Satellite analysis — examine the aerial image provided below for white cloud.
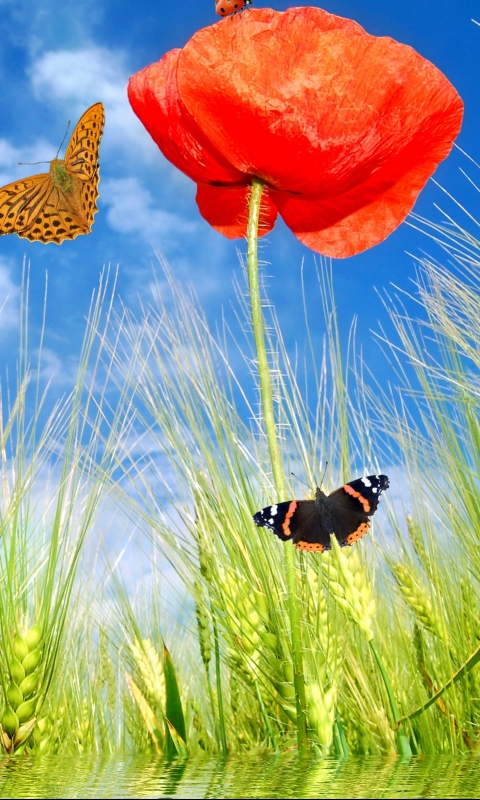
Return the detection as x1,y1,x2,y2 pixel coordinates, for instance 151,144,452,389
34,346,80,387
30,46,160,160
0,260,20,335
0,136,57,186
102,177,197,240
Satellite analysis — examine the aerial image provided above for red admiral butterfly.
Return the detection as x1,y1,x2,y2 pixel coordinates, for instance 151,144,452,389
253,475,389,552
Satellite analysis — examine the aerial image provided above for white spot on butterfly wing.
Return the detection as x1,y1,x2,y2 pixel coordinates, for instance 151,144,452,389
270,505,278,516
372,487,378,493
361,477,372,487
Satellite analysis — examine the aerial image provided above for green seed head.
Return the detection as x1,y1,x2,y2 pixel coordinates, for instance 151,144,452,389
25,625,42,652
281,704,297,723
248,609,261,628
16,696,37,724
275,681,295,700
38,738,50,754
35,694,45,717
130,639,165,708
2,706,19,737
22,648,42,675
317,720,334,748
6,682,23,710
241,634,257,655
13,719,36,748
253,591,269,624
306,682,335,749
11,659,26,685
37,718,48,736
226,646,243,665
194,589,212,668
324,538,375,640
269,657,285,678
13,635,28,662
260,631,278,651
19,672,40,698
0,727,12,751
391,562,441,637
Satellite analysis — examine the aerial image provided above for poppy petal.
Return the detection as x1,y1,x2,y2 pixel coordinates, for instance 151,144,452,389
130,6,462,255
178,8,461,195
271,103,463,257
176,6,462,254
128,50,245,185
196,183,277,239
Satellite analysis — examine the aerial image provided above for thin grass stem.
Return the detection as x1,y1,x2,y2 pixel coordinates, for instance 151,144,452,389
369,638,412,757
254,679,279,751
213,619,227,755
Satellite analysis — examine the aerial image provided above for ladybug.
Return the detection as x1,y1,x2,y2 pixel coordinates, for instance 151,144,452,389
216,0,252,17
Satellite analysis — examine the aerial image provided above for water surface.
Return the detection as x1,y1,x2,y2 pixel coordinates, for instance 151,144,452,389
1,753,480,798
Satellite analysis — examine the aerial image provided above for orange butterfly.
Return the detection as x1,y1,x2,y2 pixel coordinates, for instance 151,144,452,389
0,103,105,244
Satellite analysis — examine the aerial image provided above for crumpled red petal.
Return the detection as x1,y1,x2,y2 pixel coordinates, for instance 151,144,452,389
176,6,463,256
128,50,244,185
196,184,278,239
129,6,463,257
271,103,463,257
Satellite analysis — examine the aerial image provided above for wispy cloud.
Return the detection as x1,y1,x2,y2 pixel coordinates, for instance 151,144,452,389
0,136,57,185
34,345,80,387
30,46,160,160
102,177,197,240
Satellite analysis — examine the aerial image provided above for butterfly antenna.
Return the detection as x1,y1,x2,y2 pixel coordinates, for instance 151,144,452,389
18,119,71,165
291,461,328,491
290,473,312,490
56,120,71,158
319,461,329,489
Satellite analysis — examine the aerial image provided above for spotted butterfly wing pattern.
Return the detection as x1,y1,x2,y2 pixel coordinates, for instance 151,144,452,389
0,176,52,239
0,102,105,244
253,474,389,552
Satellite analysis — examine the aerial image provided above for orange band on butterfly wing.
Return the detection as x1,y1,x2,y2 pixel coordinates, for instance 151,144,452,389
281,501,298,536
345,521,370,544
342,484,371,513
294,541,327,552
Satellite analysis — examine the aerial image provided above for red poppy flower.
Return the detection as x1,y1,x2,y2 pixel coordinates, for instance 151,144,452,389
128,6,463,258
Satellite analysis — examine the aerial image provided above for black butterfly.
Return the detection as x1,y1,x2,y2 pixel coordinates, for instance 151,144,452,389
253,475,389,552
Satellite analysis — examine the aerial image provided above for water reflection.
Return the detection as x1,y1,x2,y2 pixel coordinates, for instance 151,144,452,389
1,753,480,798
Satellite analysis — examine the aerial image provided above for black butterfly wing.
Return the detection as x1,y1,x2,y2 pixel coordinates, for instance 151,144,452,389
289,502,332,552
328,474,389,546
253,501,297,541
253,499,332,552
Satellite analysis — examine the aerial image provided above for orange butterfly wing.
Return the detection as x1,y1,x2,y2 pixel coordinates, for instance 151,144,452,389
0,174,53,238
64,102,105,228
0,102,105,244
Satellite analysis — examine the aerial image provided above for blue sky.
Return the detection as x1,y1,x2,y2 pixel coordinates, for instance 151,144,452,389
0,0,478,395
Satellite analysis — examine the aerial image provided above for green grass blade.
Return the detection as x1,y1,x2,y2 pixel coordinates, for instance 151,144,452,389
399,642,480,724
164,645,187,744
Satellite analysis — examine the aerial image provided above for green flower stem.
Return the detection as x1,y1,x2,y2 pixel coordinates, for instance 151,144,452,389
369,639,412,758
247,178,308,754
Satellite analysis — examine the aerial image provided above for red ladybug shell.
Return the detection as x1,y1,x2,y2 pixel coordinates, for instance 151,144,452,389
216,0,250,17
